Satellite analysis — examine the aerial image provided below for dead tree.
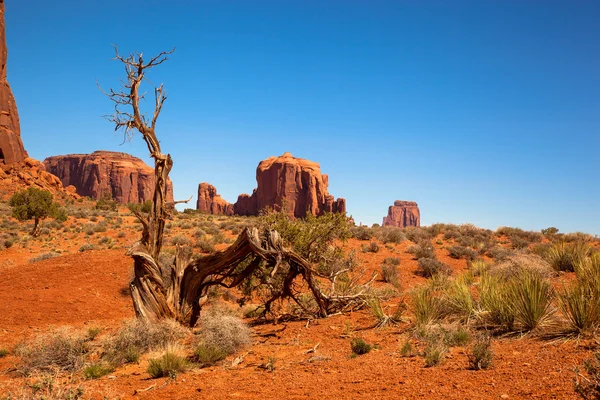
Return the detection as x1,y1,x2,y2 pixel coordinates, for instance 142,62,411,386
102,47,370,327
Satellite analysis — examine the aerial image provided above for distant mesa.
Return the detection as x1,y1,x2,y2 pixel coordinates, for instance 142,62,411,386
197,152,346,218
382,200,420,228
0,1,28,166
43,151,174,204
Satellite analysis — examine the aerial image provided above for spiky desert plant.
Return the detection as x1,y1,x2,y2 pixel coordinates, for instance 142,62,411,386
412,287,443,328
366,296,405,328
508,270,555,331
478,273,515,330
558,282,599,333
443,274,475,322
545,241,592,272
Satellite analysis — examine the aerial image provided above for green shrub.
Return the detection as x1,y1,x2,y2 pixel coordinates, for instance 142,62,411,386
478,273,515,330
194,342,229,366
424,340,447,367
443,276,475,321
361,241,379,253
0,348,8,357
545,242,592,272
195,237,216,253
412,287,443,327
375,227,406,244
407,241,435,260
417,257,451,278
83,362,113,379
467,333,493,370
446,245,477,261
350,338,372,355
508,270,555,331
366,296,404,328
350,225,373,241
381,265,400,288
10,187,64,236
147,349,188,379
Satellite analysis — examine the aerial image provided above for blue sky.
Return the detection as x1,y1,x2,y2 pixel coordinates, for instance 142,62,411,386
5,1,600,234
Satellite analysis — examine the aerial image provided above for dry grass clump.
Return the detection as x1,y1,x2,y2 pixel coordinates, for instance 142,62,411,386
442,274,475,322
467,332,494,370
147,345,189,379
195,309,251,366
381,264,400,288
366,296,405,328
103,319,189,367
407,240,435,260
374,227,406,244
417,257,451,278
15,328,89,374
574,351,600,399
412,287,444,328
29,252,60,263
489,253,555,280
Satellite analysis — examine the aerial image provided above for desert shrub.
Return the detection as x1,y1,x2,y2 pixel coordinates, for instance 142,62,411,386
350,225,373,241
496,227,542,246
10,187,65,236
399,340,414,357
83,362,113,379
417,257,451,278
361,241,379,253
29,252,60,263
211,231,226,244
574,352,600,399
95,193,117,211
103,319,188,367
541,227,560,237
490,253,554,280
195,236,216,253
423,338,447,367
468,259,489,276
446,245,477,260
0,348,9,357
350,338,372,355
171,234,192,246
78,243,98,252
486,246,514,262
545,242,592,272
383,257,400,266
412,287,443,327
16,329,89,373
381,265,400,288
147,348,188,379
404,227,433,243
443,326,471,346
467,333,493,370
375,227,406,244
197,310,250,360
407,240,435,260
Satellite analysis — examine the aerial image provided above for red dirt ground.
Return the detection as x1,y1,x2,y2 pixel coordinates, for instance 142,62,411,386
0,211,597,399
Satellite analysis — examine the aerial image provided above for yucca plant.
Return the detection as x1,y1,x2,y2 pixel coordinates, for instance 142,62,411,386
443,274,475,322
558,282,599,333
478,273,515,330
545,241,592,272
412,287,443,328
366,296,405,328
508,270,555,331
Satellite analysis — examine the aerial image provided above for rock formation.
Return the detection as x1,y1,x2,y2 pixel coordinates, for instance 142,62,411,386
196,182,233,215
382,200,420,228
197,152,346,218
43,151,173,204
0,1,27,165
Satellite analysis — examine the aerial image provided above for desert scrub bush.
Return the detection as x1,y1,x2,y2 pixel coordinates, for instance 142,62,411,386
485,246,514,262
78,243,98,252
15,328,89,373
0,348,9,357
361,241,379,253
147,347,189,379
496,226,542,247
350,225,373,241
195,236,216,253
383,256,401,266
478,273,515,330
446,245,477,261
195,309,250,365
404,227,433,243
29,252,60,263
407,240,435,260
574,351,600,399
417,257,451,278
381,264,400,288
490,253,554,280
545,241,592,272
412,287,444,328
375,227,406,244
467,333,493,370
350,338,372,355
83,362,113,379
103,319,188,367
423,338,447,367
211,231,226,244
468,259,489,276
171,234,192,246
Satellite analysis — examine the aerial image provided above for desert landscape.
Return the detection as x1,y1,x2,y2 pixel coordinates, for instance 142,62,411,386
1,1,599,399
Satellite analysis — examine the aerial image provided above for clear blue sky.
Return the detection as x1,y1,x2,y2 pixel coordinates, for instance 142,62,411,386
5,1,599,234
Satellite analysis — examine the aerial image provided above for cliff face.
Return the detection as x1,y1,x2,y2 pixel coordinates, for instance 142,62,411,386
198,152,346,218
0,1,28,165
382,200,420,228
43,151,173,203
196,182,233,215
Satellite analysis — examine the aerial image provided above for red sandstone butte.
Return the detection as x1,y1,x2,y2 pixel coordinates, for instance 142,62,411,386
0,1,27,165
382,200,420,228
198,152,346,218
196,182,233,215
43,151,173,204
